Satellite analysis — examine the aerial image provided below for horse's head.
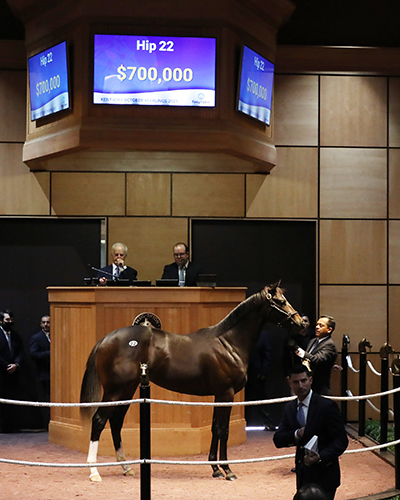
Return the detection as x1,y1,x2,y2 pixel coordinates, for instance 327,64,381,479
262,281,305,332
358,337,372,353
380,342,394,359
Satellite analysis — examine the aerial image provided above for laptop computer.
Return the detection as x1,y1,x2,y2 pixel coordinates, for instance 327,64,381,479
84,278,152,286
130,280,152,287
155,279,179,287
196,274,217,287
84,277,100,286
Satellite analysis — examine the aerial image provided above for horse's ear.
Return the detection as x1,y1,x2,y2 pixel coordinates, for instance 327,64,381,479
268,280,281,292
264,280,280,297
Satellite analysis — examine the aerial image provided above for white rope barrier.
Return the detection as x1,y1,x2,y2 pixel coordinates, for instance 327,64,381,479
346,389,380,413
346,390,395,418
0,398,141,408
329,385,400,401
367,398,382,414
0,396,297,408
148,438,400,464
1,386,399,470
146,396,297,406
365,398,394,417
1,438,399,469
0,454,294,468
2,385,400,409
367,360,381,377
347,354,359,373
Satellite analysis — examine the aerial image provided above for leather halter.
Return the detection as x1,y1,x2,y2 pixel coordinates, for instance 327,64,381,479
264,288,300,328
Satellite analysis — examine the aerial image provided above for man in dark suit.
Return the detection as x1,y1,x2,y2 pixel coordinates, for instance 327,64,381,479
0,310,24,432
294,316,337,395
273,365,348,500
283,315,314,377
30,315,51,427
98,242,138,284
161,242,203,286
246,327,276,430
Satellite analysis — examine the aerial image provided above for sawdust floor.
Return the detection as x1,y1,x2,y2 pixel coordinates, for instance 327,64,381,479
0,429,396,500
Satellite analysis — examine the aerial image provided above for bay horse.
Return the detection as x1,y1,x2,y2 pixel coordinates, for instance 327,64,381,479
80,282,305,481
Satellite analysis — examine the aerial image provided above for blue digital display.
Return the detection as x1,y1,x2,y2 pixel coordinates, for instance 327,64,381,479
237,45,274,125
28,41,70,121
93,34,216,107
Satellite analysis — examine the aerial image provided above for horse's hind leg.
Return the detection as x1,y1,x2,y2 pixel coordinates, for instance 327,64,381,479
110,404,134,476
87,406,115,481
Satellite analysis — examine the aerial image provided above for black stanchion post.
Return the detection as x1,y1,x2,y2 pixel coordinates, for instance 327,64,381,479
391,355,400,489
380,343,393,450
341,334,350,423
358,338,371,437
140,363,151,500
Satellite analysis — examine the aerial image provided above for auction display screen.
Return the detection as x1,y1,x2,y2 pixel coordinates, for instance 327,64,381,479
28,41,70,121
93,34,216,107
237,45,274,125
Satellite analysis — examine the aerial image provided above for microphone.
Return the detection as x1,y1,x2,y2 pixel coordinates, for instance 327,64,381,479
87,263,115,279
116,262,126,277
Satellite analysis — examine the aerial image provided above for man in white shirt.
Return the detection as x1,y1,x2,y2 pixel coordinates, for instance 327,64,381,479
161,242,203,286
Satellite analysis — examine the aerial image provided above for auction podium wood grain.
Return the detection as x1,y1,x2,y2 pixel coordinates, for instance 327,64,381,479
47,286,247,456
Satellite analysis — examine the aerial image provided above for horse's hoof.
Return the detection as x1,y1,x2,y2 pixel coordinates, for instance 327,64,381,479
123,468,135,476
225,472,237,481
89,474,102,482
212,469,224,478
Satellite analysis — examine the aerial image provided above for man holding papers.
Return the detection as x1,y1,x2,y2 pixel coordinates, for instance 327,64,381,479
273,365,348,500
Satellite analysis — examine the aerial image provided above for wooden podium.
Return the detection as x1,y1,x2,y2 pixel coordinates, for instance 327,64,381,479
47,286,247,456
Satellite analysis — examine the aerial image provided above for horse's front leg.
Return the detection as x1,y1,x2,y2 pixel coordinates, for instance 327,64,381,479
110,404,134,476
208,406,236,480
217,406,236,481
208,408,224,478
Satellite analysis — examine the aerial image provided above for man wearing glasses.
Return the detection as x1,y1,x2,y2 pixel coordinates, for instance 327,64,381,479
161,242,203,286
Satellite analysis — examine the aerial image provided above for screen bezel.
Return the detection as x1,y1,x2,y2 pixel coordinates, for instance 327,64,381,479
92,33,217,108
236,44,274,126
28,40,71,121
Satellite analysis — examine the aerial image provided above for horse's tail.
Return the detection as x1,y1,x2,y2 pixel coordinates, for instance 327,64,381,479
80,339,103,424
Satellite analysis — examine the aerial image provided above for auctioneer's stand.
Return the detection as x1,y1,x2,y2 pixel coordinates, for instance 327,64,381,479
48,286,247,455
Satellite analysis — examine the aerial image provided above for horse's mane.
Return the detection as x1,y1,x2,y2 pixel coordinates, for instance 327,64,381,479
198,288,267,339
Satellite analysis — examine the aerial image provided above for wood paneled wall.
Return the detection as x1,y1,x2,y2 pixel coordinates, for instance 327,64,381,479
2,42,400,418
273,49,400,419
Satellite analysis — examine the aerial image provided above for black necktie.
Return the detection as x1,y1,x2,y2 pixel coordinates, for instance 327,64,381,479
4,332,12,356
308,339,319,353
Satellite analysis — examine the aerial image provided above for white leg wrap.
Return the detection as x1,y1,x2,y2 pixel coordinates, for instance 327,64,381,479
87,440,101,480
